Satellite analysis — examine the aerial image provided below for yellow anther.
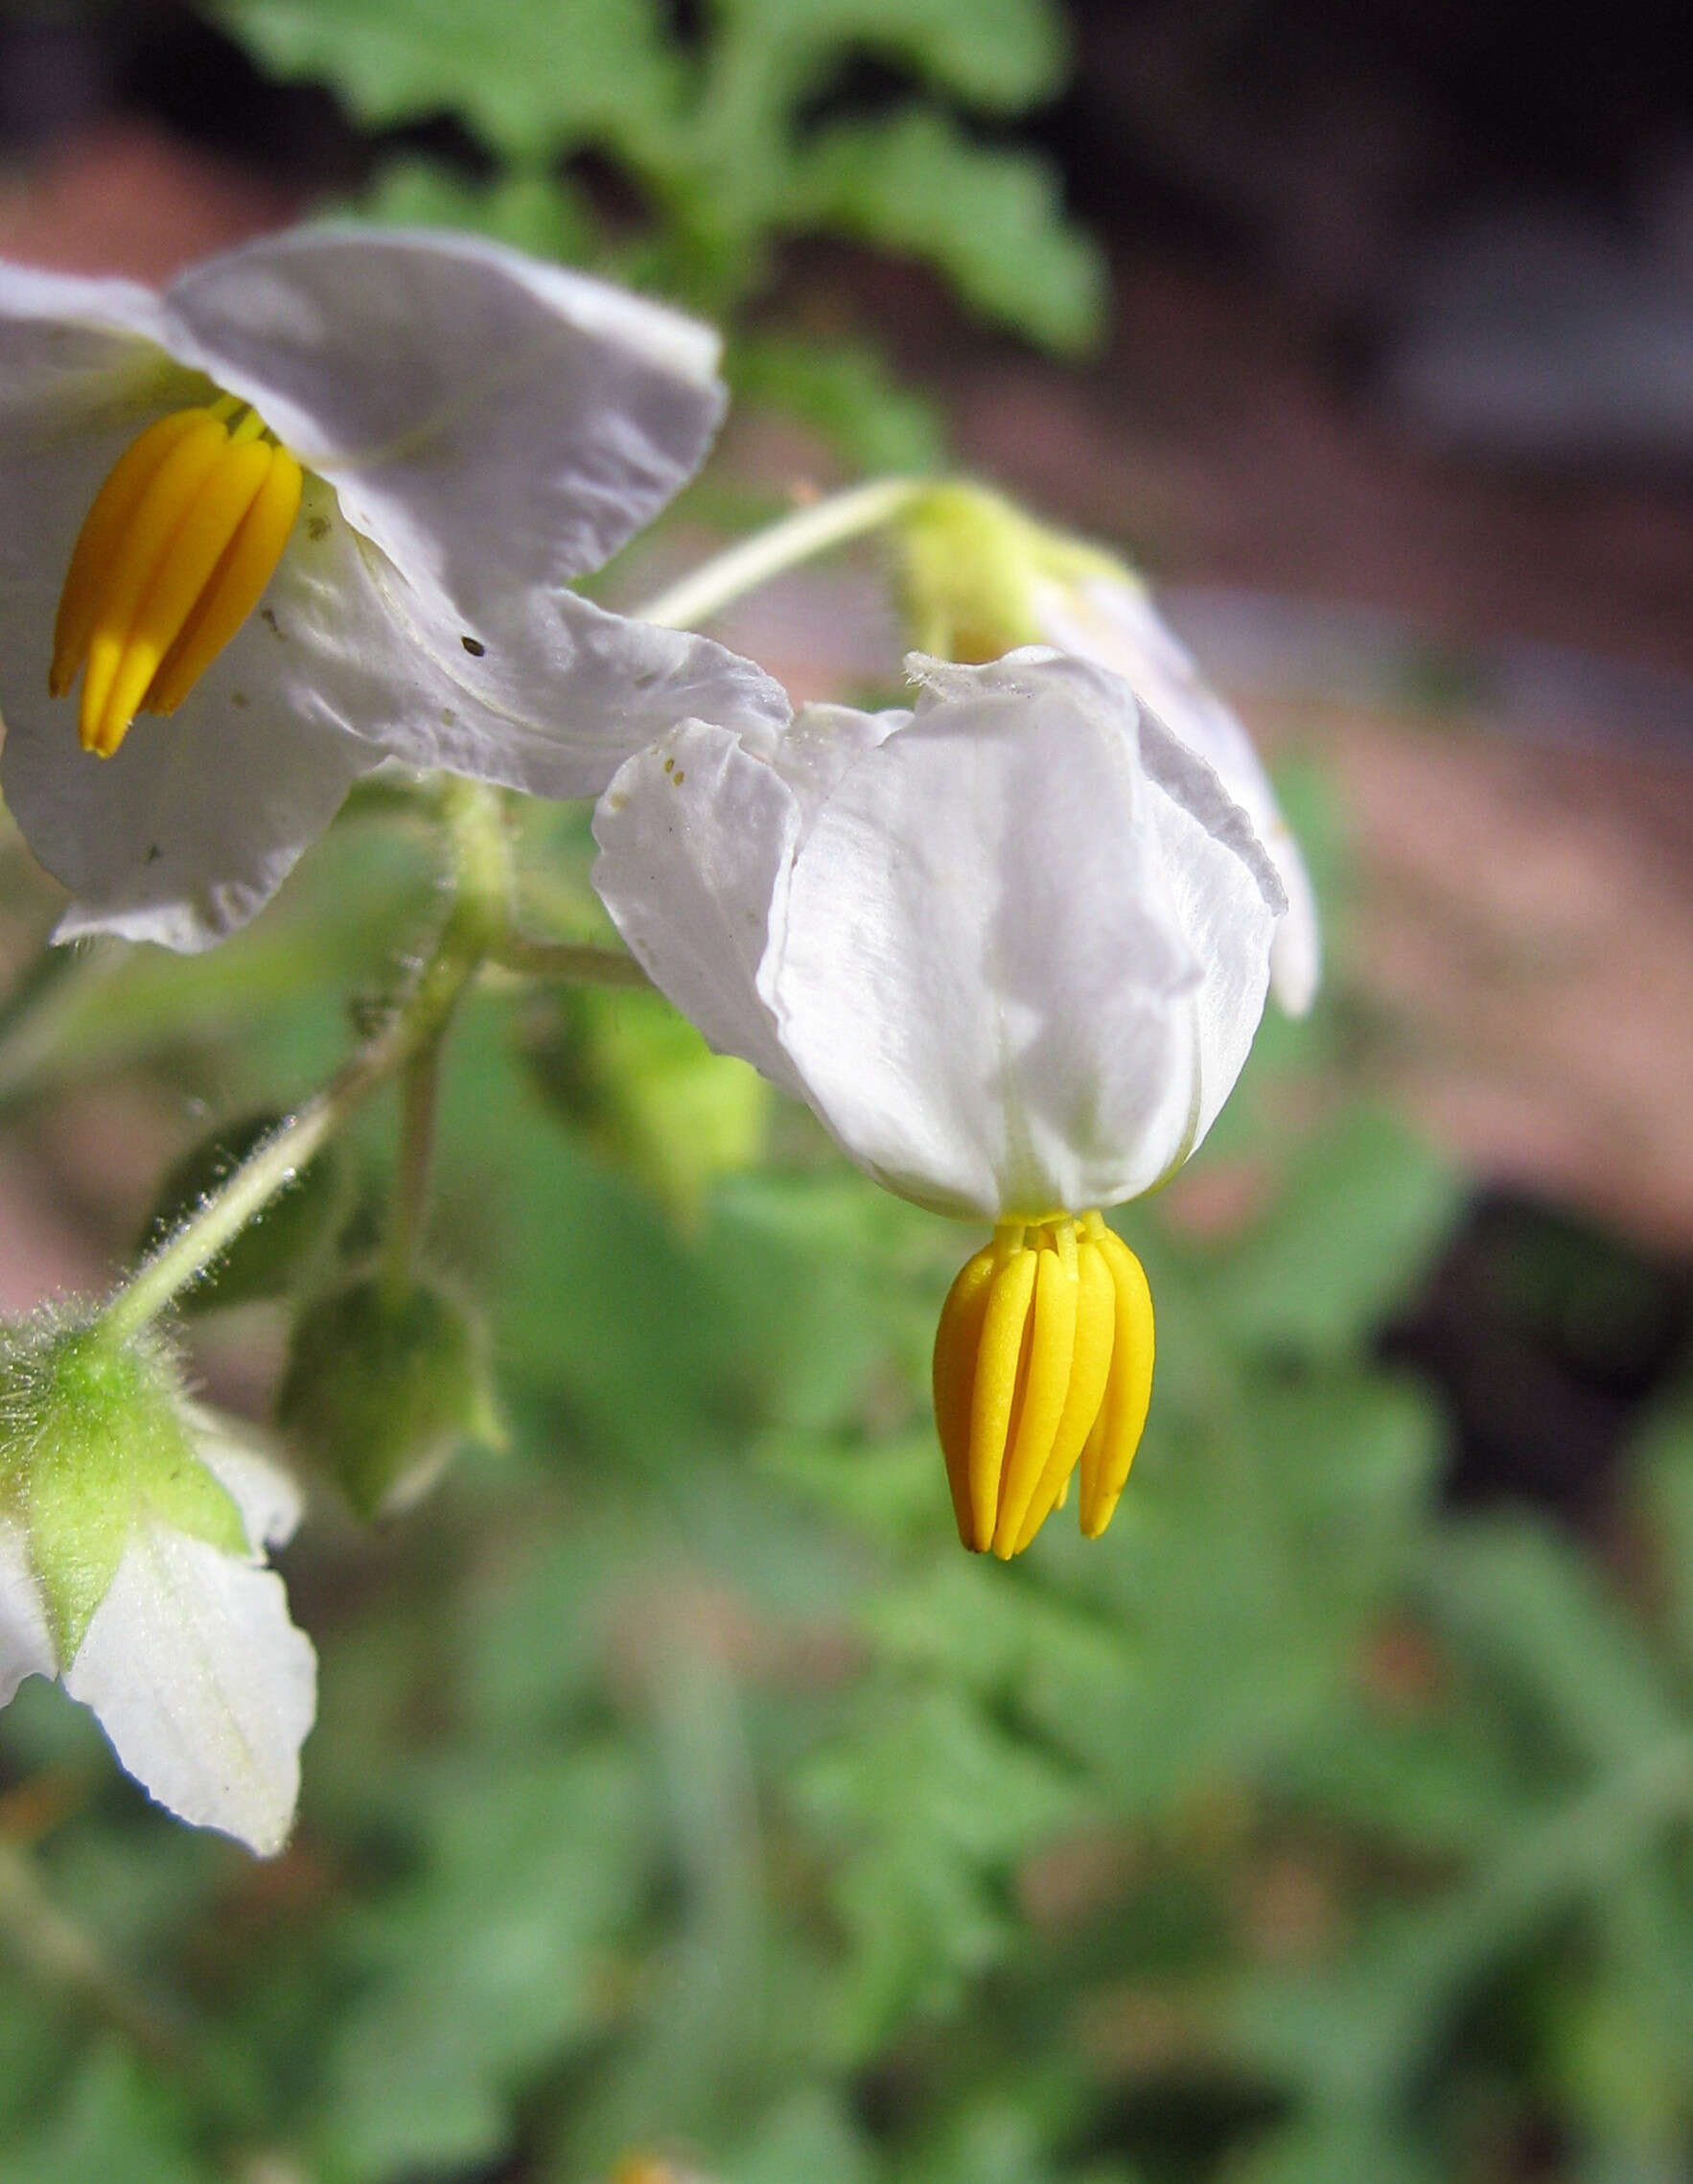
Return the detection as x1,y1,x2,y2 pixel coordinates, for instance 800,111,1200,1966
50,399,302,756
931,1212,1154,1556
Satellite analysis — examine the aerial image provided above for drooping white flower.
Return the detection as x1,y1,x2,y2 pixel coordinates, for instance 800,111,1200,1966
0,227,787,950
0,1319,313,1855
894,480,1320,1016
593,647,1287,1554
1032,569,1321,1017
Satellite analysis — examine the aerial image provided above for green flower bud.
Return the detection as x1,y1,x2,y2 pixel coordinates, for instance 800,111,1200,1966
523,986,767,1226
892,480,1123,664
276,1276,502,1520
0,1314,244,1659
137,1113,344,1313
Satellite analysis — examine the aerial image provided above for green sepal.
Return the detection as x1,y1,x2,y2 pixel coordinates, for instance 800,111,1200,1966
277,1276,502,1520
0,1321,245,1661
892,479,1126,663
137,1112,344,1313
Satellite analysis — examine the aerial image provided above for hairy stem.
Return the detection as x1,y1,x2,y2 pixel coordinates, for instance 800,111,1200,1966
635,476,924,632
100,783,511,1343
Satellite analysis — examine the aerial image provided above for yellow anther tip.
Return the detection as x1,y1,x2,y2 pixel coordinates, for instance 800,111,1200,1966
931,1214,1153,1556
50,399,300,753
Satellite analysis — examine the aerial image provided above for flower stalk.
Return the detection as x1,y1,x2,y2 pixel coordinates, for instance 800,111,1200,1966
99,781,512,1344
635,477,924,631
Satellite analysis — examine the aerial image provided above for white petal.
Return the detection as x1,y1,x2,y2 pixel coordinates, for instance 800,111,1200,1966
160,227,727,620
179,1406,303,1552
2,464,782,945
0,264,176,425
773,666,1231,1218
64,1519,315,1856
0,1515,56,1706
285,496,792,800
1035,577,1322,1013
594,721,806,1098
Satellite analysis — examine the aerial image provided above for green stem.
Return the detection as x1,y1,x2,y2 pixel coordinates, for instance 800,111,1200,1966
99,783,512,1344
383,1031,444,1304
491,934,651,987
635,476,925,631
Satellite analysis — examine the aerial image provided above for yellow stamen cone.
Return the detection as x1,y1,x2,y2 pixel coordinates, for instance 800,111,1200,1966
52,399,303,755
932,1243,999,1547
1078,1222,1155,1538
75,413,231,749
50,408,204,697
1010,1233,1117,1551
91,435,275,755
966,1239,1037,1551
991,1228,1078,1558
143,446,302,715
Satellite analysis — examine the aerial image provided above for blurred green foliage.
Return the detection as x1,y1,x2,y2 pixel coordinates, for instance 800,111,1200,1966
2,768,1690,2184
211,0,1106,372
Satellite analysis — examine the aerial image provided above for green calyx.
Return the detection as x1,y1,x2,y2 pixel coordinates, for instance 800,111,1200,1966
893,480,1127,663
277,1275,502,1520
0,1317,246,1661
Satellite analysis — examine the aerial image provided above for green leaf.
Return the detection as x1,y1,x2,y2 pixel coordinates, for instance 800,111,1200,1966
732,333,948,474
796,1683,1079,2056
1202,1108,1462,1363
797,110,1105,354
356,155,601,265
712,0,1066,113
1419,1519,1684,1777
724,2092,878,2184
316,1748,652,2180
0,2045,198,2184
1635,1383,1693,1683
1226,2116,1440,2184
217,0,684,161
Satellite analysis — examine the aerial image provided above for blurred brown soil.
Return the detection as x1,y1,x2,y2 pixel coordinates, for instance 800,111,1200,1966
2,124,1691,1295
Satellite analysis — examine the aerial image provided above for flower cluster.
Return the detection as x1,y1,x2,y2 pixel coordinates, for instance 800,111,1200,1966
0,227,1315,1849
0,227,784,948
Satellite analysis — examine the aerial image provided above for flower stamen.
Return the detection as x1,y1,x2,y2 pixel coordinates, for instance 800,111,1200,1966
932,1210,1154,1555
50,401,303,756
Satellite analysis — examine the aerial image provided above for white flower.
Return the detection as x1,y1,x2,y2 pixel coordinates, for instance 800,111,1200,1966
895,482,1319,1018
0,1376,314,1858
0,227,786,950
593,647,1287,1554
1032,569,1322,1017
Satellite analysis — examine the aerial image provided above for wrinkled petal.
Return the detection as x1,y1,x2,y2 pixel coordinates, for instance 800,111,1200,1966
271,484,789,800
0,239,788,946
1035,576,1321,1013
160,227,726,621
0,1516,56,1706
595,720,807,1099
1,452,782,944
769,662,1263,1217
64,1518,315,1856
